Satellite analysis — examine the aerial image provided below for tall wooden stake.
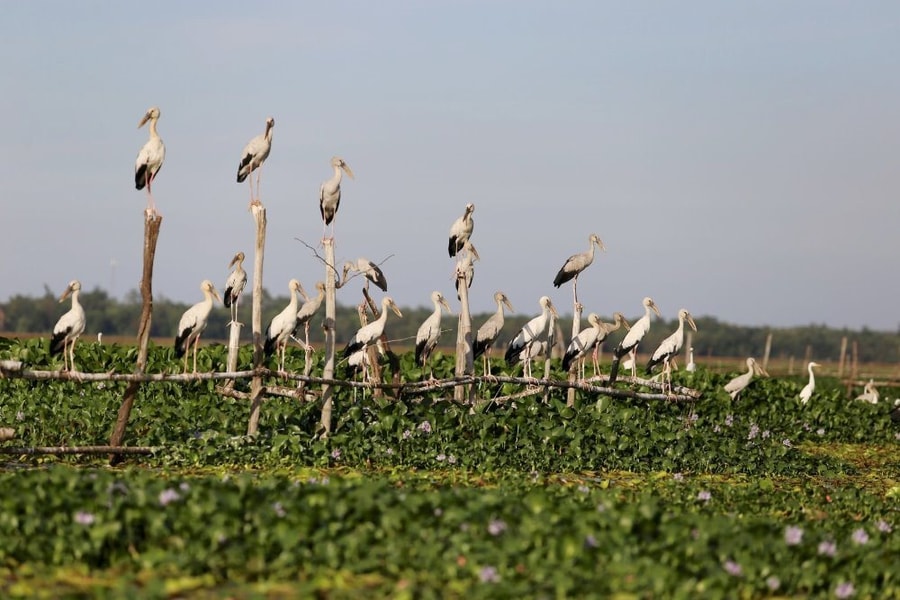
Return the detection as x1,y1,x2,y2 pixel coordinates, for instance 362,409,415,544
246,206,267,436
225,321,242,388
454,269,474,404
320,238,337,437
108,213,161,465
762,332,773,372
566,303,582,407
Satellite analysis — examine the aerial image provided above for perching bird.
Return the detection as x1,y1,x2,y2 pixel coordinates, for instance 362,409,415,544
646,309,698,388
473,292,514,376
455,242,480,300
293,281,326,352
799,361,821,404
319,156,354,240
50,280,86,372
343,296,403,358
342,258,387,292
686,347,697,372
724,357,767,401
414,291,453,378
855,379,880,404
448,203,475,257
562,313,605,376
609,297,661,385
174,280,220,373
553,233,605,306
223,251,247,325
236,116,275,206
505,295,558,378
264,279,308,372
134,106,165,217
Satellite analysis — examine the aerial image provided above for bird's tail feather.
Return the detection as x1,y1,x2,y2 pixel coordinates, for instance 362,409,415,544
49,331,67,355
608,356,621,385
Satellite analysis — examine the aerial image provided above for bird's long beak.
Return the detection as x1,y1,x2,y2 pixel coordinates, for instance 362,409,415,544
687,315,697,332
755,363,769,377
138,112,151,128
298,283,310,302
596,238,606,252
441,298,453,315
468,244,480,261
391,302,403,318
621,317,631,331
342,163,354,180
503,298,514,313
651,303,662,318
549,302,559,318
229,253,242,268
59,286,72,303
212,288,221,303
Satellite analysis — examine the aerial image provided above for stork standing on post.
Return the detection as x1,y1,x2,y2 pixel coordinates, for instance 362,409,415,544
505,296,558,378
609,297,661,385
562,312,630,380
455,242,480,300
293,281,326,352
343,296,403,358
134,107,165,218
473,292,514,376
236,116,274,207
263,279,308,372
342,258,387,292
223,251,247,325
319,156,354,241
553,233,605,306
646,308,698,391
414,291,453,379
448,203,475,258
174,280,220,374
50,280,86,372
724,357,767,400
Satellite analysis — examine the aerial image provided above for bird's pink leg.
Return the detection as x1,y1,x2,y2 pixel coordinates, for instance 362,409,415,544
193,336,200,373
572,276,578,308
629,348,637,378
70,338,77,372
591,347,600,378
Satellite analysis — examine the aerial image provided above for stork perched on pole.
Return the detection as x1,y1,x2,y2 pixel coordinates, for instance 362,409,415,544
344,296,403,358
505,295,558,378
342,258,387,292
646,308,698,391
174,280,220,373
236,116,274,207
562,311,630,380
293,281,326,352
415,291,453,379
319,156,354,241
223,251,247,325
724,357,767,400
264,279,308,372
448,203,475,258
609,297,661,385
799,361,820,404
473,291,514,376
134,106,165,218
553,233,604,306
50,280,86,372
455,242,480,300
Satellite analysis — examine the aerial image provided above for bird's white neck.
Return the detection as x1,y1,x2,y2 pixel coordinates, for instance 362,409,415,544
807,365,816,382
148,117,160,139
71,289,81,308
331,165,343,184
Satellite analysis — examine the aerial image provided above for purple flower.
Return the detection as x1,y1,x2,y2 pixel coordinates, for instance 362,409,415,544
331,448,341,459
817,540,837,557
577,485,589,494
762,429,771,439
15,411,25,422
487,519,507,536
723,560,742,577
159,488,180,506
748,424,760,440
725,414,734,427
447,454,457,465
876,520,892,533
817,428,825,436
418,420,432,434
784,525,803,546
584,534,598,548
781,438,791,447
479,566,500,583
436,453,446,462
402,429,412,440
835,581,855,599
851,528,869,545
179,482,190,492
673,473,684,481
74,511,95,526
766,576,780,591
385,448,394,456
697,490,711,502
690,413,699,422
272,502,286,518
713,424,722,433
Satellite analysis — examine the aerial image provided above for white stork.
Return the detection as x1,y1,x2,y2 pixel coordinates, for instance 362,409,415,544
646,308,698,389
223,251,247,325
455,242,480,300
342,258,387,292
263,279,308,372
473,291,514,376
799,361,820,404
319,156,354,240
724,357,767,400
562,311,630,379
855,379,879,404
553,233,605,306
343,296,403,358
448,203,475,258
608,297,661,385
134,106,165,218
50,280,86,371
505,295,558,378
236,116,275,207
174,280,220,374
293,281,326,352
414,291,453,379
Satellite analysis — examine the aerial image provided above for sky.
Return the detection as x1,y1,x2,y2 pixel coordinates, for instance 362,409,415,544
2,1,899,331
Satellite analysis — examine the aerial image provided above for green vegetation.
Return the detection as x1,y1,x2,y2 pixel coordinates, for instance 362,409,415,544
0,338,898,598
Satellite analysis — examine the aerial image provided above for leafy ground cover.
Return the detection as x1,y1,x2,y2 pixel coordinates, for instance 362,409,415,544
1,339,898,598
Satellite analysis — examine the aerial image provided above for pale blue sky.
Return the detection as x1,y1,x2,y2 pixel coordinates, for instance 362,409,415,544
2,2,899,330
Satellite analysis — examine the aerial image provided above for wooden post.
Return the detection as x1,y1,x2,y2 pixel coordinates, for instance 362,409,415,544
838,336,848,378
108,213,161,465
762,332,773,372
320,238,337,437
566,303,582,407
247,206,267,436
543,312,556,403
225,321,242,388
454,268,474,404
684,331,693,367
851,340,859,383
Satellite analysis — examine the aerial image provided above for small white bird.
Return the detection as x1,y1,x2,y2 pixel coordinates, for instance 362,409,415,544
223,251,247,325
342,258,387,292
319,156,354,240
344,296,403,358
174,280,220,373
799,361,821,404
646,308,698,390
854,379,880,404
609,297,661,384
448,203,475,257
724,357,767,400
50,280,86,372
236,116,275,207
473,292,514,376
686,347,697,372
414,291,453,379
553,233,605,306
505,296,558,378
134,106,165,217
264,279,308,372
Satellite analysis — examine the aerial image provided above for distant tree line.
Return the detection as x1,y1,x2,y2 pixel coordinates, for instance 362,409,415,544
1,285,898,363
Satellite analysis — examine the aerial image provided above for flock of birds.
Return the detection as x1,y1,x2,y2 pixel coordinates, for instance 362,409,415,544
43,106,886,406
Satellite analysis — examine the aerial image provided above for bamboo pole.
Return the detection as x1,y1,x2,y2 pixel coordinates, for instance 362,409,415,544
2,445,159,456
762,332,773,372
225,321,242,388
454,265,474,404
320,238,337,437
543,312,557,402
108,213,161,465
838,336,848,378
247,205,267,436
566,303,582,407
